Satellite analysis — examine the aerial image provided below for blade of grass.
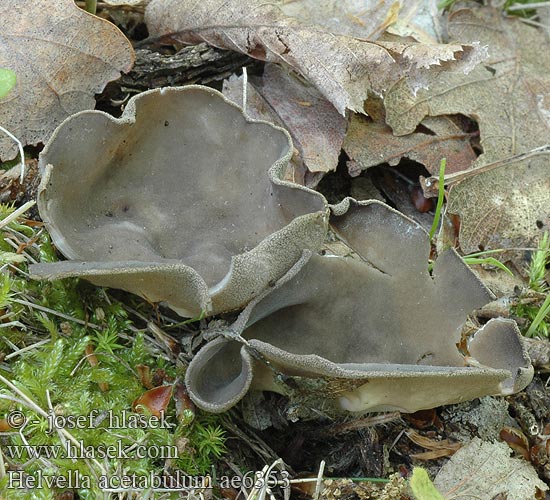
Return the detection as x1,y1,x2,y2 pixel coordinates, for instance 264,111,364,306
85,0,97,14
526,292,550,337
463,256,513,276
429,158,446,241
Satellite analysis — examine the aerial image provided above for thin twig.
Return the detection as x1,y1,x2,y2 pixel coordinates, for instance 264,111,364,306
10,298,101,329
0,200,36,230
508,1,550,9
242,66,248,114
4,339,50,360
422,144,550,197
313,460,326,500
0,126,25,183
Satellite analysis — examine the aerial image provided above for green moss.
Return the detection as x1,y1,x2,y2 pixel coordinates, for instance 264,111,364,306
0,205,226,499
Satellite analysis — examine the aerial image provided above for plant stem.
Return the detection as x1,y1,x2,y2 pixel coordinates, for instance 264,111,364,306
422,144,550,197
85,0,97,14
429,158,446,241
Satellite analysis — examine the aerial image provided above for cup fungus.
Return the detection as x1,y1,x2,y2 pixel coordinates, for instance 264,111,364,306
29,84,532,417
185,200,533,414
30,86,327,317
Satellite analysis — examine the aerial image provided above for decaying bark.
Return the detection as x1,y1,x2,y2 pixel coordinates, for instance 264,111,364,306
119,43,253,91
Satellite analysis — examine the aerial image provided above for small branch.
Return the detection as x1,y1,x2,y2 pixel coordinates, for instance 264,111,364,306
421,144,550,197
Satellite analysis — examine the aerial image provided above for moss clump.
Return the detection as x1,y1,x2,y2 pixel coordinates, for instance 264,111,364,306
0,204,226,499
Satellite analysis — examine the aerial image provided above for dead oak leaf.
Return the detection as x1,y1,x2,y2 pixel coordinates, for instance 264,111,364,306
434,438,547,500
0,0,134,160
257,66,347,174
278,0,401,39
385,7,550,261
344,114,476,177
224,65,346,177
145,0,484,114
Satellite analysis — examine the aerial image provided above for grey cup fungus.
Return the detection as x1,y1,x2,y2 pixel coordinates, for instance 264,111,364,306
30,85,533,417
30,86,328,317
185,201,533,415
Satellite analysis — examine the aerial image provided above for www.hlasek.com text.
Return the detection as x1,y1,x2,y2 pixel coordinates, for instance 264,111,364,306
4,440,178,461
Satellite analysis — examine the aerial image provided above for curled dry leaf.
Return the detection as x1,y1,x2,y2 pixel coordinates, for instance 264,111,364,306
385,7,550,262
0,419,15,432
173,381,195,424
434,438,548,500
344,114,477,177
135,364,153,389
0,0,134,160
223,64,346,177
500,426,530,461
406,429,461,460
145,0,484,114
132,385,173,417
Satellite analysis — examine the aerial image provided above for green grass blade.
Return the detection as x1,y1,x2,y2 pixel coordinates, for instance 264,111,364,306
463,256,513,276
526,292,550,337
429,158,446,241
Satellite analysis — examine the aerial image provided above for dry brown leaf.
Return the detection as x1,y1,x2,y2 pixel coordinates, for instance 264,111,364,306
0,0,134,160
279,0,401,39
406,429,461,451
385,7,550,261
434,438,547,499
344,114,476,177
257,66,347,174
386,0,442,44
145,0,484,115
222,72,313,186
225,65,346,175
132,385,173,417
406,429,462,461
410,449,456,460
223,64,340,187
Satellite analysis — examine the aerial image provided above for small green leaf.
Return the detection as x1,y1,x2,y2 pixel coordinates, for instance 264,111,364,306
410,467,445,500
0,69,16,99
